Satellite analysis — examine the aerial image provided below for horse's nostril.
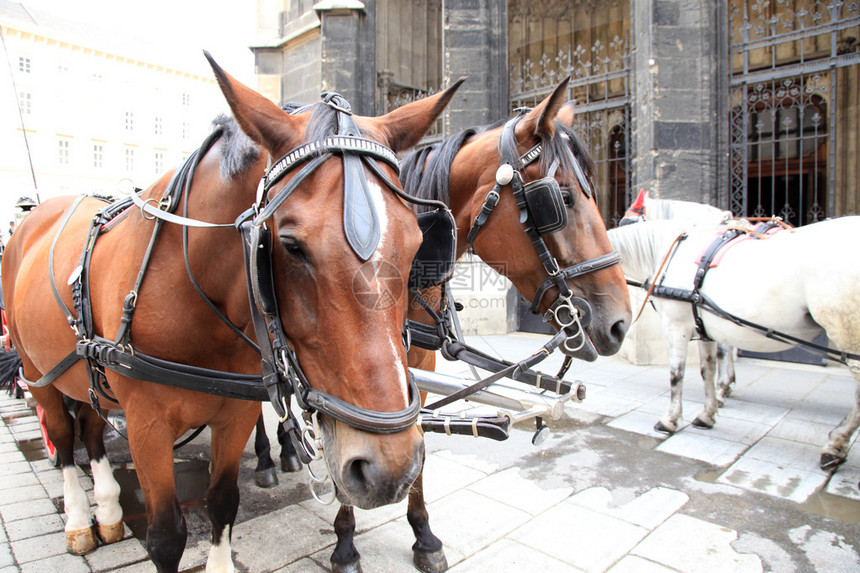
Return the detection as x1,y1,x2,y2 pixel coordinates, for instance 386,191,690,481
343,456,379,497
610,318,629,345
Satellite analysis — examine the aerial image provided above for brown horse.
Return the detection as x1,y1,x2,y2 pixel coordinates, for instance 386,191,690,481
322,80,632,572
1,55,462,573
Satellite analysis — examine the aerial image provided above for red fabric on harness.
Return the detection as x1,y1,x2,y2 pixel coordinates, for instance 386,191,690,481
100,205,132,232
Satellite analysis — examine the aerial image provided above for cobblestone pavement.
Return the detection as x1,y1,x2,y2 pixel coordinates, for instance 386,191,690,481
1,333,858,572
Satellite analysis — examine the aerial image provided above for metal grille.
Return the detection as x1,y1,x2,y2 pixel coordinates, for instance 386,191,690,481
729,0,860,225
508,0,632,227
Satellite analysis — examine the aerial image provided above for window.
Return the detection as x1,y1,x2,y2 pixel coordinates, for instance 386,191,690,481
93,143,104,169
58,139,70,165
182,121,189,140
154,151,164,174
154,116,163,136
19,92,31,115
18,56,30,73
182,93,191,106
125,147,135,172
124,112,134,132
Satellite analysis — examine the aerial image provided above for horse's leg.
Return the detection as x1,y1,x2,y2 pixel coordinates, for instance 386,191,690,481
330,505,360,573
820,364,860,470
206,417,255,573
253,413,278,488
655,327,691,434
76,402,123,544
276,419,301,472
126,415,186,573
29,384,97,555
715,343,736,406
407,467,447,573
691,340,718,429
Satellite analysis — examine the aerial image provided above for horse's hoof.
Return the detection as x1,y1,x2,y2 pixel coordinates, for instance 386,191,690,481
281,454,302,473
66,526,97,555
255,467,278,488
653,421,674,434
820,452,845,471
691,417,714,429
414,548,448,573
96,519,124,545
330,558,362,573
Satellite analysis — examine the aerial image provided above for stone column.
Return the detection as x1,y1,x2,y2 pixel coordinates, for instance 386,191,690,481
314,0,377,115
441,0,507,134
630,0,729,205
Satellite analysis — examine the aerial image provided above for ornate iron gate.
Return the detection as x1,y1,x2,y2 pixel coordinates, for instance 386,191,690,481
729,0,860,226
508,0,632,227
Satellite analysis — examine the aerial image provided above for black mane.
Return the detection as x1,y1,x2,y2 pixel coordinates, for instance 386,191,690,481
212,115,260,180
400,116,596,213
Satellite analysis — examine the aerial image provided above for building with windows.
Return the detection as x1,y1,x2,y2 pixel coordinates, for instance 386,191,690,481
252,0,859,228
0,0,231,229
251,0,859,354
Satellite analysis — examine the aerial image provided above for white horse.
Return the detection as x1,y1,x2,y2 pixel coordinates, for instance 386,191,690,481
620,190,737,404
608,217,860,470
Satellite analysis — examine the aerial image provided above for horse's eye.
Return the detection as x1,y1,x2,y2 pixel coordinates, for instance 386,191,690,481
561,188,575,208
280,236,309,263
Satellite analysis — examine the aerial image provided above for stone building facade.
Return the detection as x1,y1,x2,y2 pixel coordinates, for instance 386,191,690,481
251,0,860,347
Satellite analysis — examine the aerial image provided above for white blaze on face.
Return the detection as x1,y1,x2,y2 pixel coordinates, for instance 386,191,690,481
366,179,409,402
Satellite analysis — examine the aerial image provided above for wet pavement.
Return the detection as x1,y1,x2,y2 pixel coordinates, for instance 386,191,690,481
1,332,859,572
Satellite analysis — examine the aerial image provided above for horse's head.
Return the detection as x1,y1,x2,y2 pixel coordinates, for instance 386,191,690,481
207,55,462,508
455,81,630,360
619,189,649,226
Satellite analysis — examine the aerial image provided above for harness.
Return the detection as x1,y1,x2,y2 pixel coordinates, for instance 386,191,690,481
464,114,621,354
36,93,451,464
629,222,860,365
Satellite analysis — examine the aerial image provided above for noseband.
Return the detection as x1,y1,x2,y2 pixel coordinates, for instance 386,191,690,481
465,114,621,352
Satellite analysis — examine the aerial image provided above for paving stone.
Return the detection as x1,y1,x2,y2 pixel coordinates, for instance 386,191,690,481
632,514,763,572
0,470,40,491
768,415,837,446
422,489,531,558
466,466,573,516
449,538,583,572
509,500,649,572
0,461,30,478
107,560,157,572
0,484,48,505
19,552,91,573
568,487,689,530
4,512,64,541
0,450,26,465
741,436,823,469
577,388,640,418
85,537,149,571
10,530,67,563
230,503,337,571
608,409,671,438
719,456,827,503
607,555,678,573
0,544,12,568
271,557,328,572
0,498,58,522
657,430,748,466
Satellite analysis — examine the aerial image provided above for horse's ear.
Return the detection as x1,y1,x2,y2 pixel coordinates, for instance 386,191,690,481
555,101,576,128
362,77,467,153
516,77,571,139
205,51,295,154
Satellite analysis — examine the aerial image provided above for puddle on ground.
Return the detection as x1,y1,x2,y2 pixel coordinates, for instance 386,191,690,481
16,437,48,462
696,469,860,524
112,459,211,541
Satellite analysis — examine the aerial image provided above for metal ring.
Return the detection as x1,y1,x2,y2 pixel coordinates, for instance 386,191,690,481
310,475,337,505
140,197,161,220
552,300,579,329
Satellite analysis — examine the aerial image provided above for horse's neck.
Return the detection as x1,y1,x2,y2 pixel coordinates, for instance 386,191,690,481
610,223,677,282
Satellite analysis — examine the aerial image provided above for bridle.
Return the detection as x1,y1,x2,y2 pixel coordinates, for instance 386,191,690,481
234,93,448,462
465,113,621,354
